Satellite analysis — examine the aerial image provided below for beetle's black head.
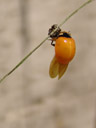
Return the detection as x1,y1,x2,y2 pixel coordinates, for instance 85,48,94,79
59,32,71,38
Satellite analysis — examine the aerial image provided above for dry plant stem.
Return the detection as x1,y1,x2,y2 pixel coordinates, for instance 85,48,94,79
0,36,49,83
0,0,93,83
58,0,93,28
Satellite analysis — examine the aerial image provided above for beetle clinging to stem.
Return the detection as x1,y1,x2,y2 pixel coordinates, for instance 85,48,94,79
48,24,76,79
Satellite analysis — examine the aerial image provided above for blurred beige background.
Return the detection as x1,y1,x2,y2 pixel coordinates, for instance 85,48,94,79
0,0,96,128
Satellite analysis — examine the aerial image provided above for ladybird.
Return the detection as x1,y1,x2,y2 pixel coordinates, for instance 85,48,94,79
48,24,76,79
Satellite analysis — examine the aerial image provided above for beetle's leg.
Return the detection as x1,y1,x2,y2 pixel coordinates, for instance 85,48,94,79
48,38,55,46
51,40,55,46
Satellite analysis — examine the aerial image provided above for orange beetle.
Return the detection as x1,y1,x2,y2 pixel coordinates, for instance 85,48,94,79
48,24,76,79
